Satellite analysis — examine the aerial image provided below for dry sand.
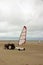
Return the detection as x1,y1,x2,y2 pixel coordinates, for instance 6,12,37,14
0,40,43,65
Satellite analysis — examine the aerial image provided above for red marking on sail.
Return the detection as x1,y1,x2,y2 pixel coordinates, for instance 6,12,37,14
18,26,27,45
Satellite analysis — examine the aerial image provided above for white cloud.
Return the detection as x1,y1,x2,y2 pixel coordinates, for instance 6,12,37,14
0,0,43,39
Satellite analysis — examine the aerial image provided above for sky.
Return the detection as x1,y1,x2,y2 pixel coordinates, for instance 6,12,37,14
0,0,43,40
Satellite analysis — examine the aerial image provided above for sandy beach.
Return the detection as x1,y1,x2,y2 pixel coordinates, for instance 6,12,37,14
0,40,43,65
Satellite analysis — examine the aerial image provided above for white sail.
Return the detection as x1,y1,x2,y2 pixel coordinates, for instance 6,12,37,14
18,26,27,45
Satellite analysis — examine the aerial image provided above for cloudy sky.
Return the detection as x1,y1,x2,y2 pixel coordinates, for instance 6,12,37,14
0,0,43,40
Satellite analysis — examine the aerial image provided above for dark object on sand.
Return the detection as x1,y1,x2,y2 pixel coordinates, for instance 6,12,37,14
18,48,25,51
4,43,25,51
4,43,15,50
